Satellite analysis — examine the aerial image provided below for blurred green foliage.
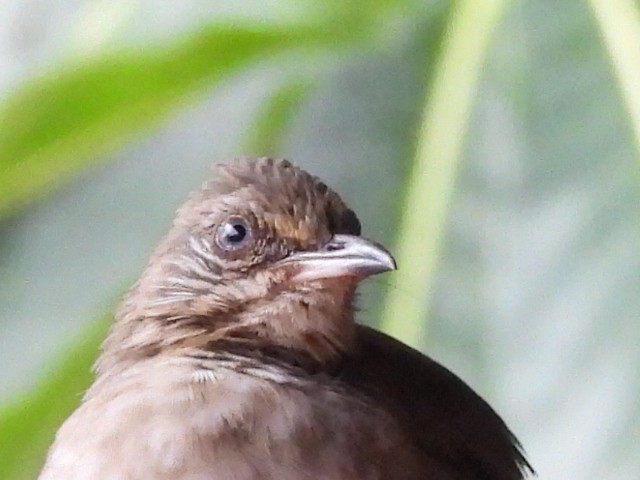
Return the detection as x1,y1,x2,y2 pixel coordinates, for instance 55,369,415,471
0,319,109,480
1,0,640,478
0,24,357,217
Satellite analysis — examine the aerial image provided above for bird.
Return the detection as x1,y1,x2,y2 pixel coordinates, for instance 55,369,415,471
39,157,533,479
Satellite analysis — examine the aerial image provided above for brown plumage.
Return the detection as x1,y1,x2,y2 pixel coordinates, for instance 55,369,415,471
39,157,533,479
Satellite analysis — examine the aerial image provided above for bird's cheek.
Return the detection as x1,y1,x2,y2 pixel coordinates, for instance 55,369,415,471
253,267,291,293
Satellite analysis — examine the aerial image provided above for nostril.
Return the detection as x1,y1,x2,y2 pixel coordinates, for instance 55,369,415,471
325,241,344,252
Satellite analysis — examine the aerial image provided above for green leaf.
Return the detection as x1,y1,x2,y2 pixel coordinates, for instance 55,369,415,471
243,81,312,156
0,24,348,219
0,317,109,480
589,0,640,157
380,0,511,347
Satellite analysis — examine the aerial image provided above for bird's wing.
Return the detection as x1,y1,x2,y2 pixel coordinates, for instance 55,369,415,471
339,325,534,480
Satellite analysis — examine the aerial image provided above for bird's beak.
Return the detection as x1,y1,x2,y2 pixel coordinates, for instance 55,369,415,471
282,234,397,282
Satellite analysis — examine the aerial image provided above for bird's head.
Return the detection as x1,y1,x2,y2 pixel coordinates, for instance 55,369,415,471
101,158,395,370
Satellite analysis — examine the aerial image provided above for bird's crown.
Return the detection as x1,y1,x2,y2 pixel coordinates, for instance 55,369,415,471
175,157,360,254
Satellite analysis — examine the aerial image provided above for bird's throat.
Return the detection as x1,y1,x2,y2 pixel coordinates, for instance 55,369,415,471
98,279,359,374
229,279,359,365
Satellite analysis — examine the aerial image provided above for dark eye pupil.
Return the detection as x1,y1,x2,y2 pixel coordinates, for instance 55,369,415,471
225,223,246,243
217,218,251,251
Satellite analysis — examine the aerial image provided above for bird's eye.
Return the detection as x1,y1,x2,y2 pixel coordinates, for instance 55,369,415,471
216,217,252,251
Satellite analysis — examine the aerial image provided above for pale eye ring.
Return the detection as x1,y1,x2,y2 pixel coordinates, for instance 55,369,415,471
216,217,252,251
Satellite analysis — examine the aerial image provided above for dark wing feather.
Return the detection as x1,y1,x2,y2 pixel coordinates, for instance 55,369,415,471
339,325,534,479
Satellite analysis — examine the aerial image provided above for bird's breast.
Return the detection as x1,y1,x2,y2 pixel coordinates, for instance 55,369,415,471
39,353,422,480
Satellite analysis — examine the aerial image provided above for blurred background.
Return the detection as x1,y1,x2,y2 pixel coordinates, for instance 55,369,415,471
1,0,639,478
